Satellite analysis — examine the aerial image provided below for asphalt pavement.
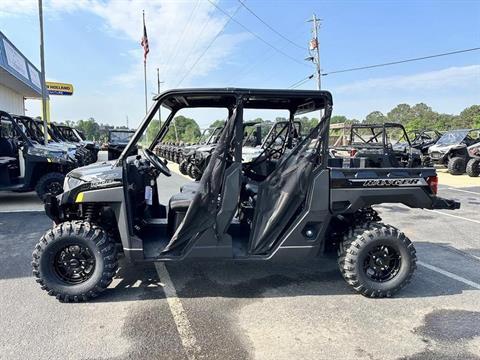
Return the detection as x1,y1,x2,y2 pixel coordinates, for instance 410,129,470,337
0,163,479,359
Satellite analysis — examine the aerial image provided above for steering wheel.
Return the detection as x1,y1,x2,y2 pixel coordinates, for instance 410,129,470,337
143,148,171,177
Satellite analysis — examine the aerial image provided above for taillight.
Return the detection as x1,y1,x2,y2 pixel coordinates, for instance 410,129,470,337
350,149,357,157
427,175,438,194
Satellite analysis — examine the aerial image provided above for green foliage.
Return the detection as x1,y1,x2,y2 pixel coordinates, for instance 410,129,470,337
365,111,387,124
76,118,100,140
162,115,201,143
209,119,226,129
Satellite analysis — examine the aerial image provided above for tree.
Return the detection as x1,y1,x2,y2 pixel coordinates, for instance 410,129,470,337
459,105,480,129
162,115,201,143
209,119,225,128
387,104,412,125
76,118,100,140
330,115,347,124
365,111,387,124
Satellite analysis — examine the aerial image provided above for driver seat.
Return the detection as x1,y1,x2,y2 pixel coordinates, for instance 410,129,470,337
167,191,195,235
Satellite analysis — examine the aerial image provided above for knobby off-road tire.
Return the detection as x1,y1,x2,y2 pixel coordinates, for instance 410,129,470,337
338,222,417,298
179,160,189,175
32,221,118,302
466,158,480,177
35,172,65,200
448,157,466,175
187,163,195,179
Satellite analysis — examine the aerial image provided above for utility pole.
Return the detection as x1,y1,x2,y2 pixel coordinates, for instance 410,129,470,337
156,68,164,124
307,14,322,91
126,115,129,129
38,0,48,145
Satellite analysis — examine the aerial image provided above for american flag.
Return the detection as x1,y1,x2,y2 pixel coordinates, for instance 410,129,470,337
141,12,149,63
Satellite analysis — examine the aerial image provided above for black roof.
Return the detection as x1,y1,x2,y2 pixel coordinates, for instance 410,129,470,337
153,88,332,113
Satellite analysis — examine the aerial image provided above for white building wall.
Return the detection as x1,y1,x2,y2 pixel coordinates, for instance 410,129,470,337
0,83,24,115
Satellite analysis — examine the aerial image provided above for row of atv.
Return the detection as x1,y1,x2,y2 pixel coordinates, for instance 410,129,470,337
0,112,99,200
155,121,303,180
156,122,480,178
331,124,480,177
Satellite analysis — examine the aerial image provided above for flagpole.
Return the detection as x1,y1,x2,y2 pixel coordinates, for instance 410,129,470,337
143,10,147,115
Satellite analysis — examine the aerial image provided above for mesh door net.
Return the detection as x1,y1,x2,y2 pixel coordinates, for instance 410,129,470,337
162,106,240,255
248,109,331,255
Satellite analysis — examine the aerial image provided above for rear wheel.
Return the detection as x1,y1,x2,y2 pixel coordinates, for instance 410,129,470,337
448,157,466,175
338,222,416,297
466,158,480,177
32,221,117,302
35,172,65,200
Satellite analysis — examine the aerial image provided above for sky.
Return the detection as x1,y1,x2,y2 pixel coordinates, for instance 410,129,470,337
0,0,479,129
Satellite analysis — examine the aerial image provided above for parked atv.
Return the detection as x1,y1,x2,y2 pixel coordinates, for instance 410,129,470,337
56,124,100,164
333,123,422,168
410,130,442,166
106,129,137,160
34,88,459,302
428,129,480,175
0,111,74,199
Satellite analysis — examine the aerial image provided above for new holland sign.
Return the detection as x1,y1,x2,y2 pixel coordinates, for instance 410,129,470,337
46,81,74,96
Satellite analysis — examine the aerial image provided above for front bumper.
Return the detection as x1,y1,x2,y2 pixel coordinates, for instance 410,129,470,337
44,194,62,223
431,197,461,210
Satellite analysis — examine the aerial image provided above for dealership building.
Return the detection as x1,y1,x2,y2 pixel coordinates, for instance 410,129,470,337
0,31,42,115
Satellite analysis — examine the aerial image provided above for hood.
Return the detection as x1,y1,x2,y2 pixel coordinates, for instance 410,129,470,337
68,160,122,183
428,143,465,154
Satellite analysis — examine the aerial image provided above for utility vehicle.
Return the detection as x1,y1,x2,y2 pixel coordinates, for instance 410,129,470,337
56,124,100,164
428,129,480,175
0,111,74,199
410,130,442,166
33,88,459,302
14,115,85,167
332,123,422,168
106,129,137,160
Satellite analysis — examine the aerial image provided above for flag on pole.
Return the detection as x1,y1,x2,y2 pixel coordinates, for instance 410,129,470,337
141,11,149,63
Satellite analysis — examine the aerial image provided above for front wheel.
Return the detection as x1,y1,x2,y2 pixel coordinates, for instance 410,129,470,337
448,157,466,175
35,172,65,200
338,223,416,297
32,221,118,302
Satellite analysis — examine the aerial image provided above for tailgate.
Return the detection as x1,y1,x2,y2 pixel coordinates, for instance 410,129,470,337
329,167,459,213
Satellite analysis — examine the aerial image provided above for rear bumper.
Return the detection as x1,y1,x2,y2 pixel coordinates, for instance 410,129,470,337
431,197,461,210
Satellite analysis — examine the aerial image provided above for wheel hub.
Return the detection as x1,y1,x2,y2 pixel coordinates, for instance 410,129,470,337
364,245,401,282
54,244,95,284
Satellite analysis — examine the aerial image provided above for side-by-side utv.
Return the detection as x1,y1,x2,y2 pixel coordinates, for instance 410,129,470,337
106,129,137,160
33,89,460,302
55,124,100,164
0,112,74,199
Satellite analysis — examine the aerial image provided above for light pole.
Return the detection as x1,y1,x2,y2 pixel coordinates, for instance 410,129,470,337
38,0,49,145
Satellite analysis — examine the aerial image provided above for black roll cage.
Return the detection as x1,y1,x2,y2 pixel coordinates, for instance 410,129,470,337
350,122,412,147
118,88,332,165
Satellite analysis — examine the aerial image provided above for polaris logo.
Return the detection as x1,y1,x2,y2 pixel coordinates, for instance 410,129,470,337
351,178,427,187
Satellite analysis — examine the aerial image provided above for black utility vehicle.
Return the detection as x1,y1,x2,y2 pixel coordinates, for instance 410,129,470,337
34,89,459,302
0,112,74,199
106,129,137,160
410,130,442,166
428,129,480,175
333,123,422,168
56,124,99,164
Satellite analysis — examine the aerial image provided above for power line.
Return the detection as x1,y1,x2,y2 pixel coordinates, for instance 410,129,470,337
176,3,243,87
288,74,314,89
208,0,309,68
322,47,480,76
236,0,306,51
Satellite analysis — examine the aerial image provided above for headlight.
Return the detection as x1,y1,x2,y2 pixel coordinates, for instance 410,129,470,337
63,176,85,192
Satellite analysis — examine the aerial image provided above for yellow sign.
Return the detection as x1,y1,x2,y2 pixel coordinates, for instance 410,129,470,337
46,81,74,96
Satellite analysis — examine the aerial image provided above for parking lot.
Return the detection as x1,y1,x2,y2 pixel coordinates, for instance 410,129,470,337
1,159,479,360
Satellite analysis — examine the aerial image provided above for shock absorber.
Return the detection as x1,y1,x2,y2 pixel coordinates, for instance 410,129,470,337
83,204,98,223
